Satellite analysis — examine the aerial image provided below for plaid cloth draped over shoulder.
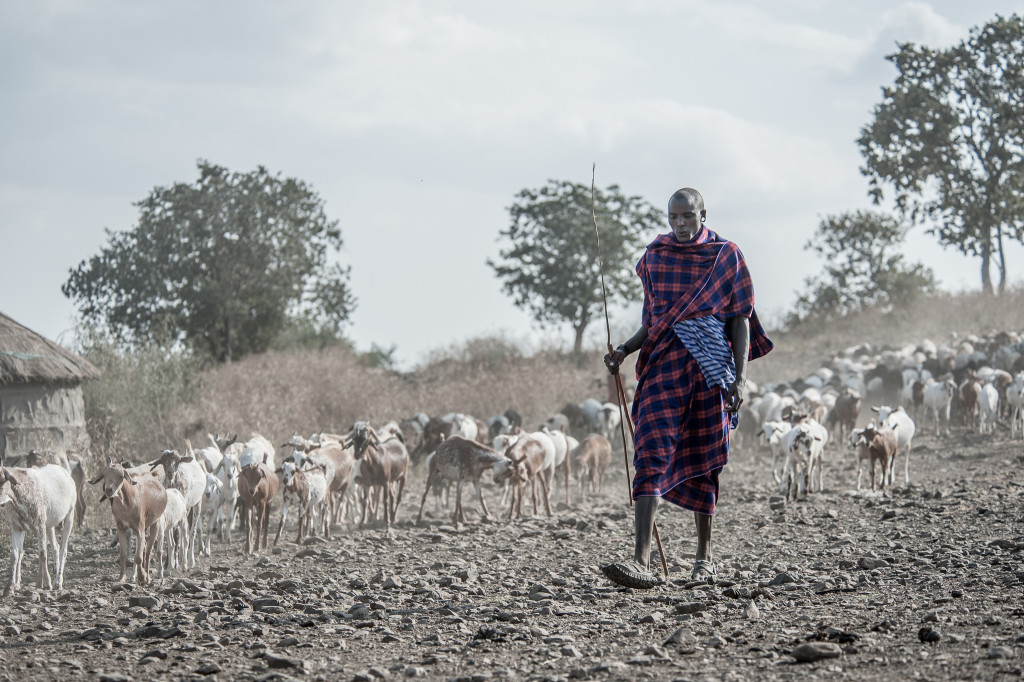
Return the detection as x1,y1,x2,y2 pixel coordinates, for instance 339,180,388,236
630,226,773,515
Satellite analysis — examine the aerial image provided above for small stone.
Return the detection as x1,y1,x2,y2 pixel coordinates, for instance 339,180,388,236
128,595,161,610
923,611,939,623
881,510,897,520
987,646,1014,659
918,627,941,643
382,577,403,589
264,651,302,669
405,667,427,678
664,628,697,647
196,662,222,675
278,636,300,647
743,601,760,620
98,675,132,682
675,602,707,615
638,612,663,624
791,642,843,662
562,645,582,657
706,635,726,648
769,572,796,586
4,625,20,636
857,557,889,570
643,644,669,658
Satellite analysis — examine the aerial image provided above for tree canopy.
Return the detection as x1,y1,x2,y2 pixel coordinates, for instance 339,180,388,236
488,179,662,354
859,13,1024,294
63,161,355,362
788,210,937,325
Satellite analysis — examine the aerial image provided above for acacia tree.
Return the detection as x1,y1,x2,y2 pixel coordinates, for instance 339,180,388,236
63,161,355,362
859,14,1024,294
488,180,663,354
788,210,937,324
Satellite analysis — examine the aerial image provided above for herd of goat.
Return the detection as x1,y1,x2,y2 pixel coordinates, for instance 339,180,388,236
1,330,1022,595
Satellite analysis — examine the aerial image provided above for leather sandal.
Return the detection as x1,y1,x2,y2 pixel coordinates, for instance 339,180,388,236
601,560,665,590
689,559,717,584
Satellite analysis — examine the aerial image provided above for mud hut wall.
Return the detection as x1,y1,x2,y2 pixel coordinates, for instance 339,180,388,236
0,383,91,459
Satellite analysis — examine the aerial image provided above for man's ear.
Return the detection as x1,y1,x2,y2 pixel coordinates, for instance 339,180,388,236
700,209,707,223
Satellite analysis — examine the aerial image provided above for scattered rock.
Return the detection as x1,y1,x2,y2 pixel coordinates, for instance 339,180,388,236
743,601,760,620
196,661,222,675
858,557,889,570
987,646,1014,659
918,627,941,643
791,642,843,662
769,572,797,586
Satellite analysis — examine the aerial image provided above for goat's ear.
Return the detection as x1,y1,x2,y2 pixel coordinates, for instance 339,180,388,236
149,461,159,470
106,455,114,466
212,461,223,474
2,469,16,485
180,455,194,463
88,473,103,485
262,453,269,465
123,470,138,485
275,467,283,473
870,406,879,412
98,494,108,503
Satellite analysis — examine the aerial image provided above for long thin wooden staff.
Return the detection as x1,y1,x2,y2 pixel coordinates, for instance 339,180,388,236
591,164,669,579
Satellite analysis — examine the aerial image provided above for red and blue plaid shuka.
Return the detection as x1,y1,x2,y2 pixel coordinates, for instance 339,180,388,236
630,226,773,515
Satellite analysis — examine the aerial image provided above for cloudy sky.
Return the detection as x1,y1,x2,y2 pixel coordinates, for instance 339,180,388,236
3,1,1022,367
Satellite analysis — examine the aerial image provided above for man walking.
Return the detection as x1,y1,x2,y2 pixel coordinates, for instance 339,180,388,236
602,188,773,589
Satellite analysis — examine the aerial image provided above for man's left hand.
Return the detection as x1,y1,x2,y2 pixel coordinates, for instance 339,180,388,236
725,379,745,413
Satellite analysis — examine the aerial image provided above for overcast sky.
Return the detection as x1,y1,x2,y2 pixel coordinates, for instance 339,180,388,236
3,1,1022,368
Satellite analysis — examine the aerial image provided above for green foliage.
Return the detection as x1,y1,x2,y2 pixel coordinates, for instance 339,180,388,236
859,14,1024,294
63,160,356,362
359,343,398,370
488,180,663,354
787,210,937,325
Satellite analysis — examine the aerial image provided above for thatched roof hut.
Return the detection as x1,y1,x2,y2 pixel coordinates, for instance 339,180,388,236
0,312,99,459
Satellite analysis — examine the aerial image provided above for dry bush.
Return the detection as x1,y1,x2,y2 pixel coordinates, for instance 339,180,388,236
183,335,618,445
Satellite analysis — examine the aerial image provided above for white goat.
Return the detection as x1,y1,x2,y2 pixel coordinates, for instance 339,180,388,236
922,379,957,435
200,474,226,556
977,383,1000,434
870,405,916,485
1008,373,1024,439
152,445,206,569
156,488,188,577
0,463,76,594
757,420,792,484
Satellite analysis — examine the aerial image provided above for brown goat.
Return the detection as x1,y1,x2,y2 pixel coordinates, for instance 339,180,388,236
857,424,899,491
572,434,612,495
237,463,279,555
959,376,982,429
827,388,861,445
90,458,167,585
349,423,409,527
497,435,551,519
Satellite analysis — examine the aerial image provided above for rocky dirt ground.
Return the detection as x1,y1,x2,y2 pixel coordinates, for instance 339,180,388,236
0,425,1021,682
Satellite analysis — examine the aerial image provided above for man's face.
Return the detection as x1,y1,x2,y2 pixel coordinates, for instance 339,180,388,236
668,196,704,242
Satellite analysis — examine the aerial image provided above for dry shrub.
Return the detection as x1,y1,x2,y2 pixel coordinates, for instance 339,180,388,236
184,335,618,444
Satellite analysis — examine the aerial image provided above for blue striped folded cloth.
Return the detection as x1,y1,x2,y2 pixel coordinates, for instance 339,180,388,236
673,316,739,430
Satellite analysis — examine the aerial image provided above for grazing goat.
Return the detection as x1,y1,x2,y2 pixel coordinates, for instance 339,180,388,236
156,488,187,577
349,423,409,527
959,376,982,429
572,434,611,495
0,462,76,594
237,462,279,555
854,424,899,490
779,420,827,500
200,474,226,556
870,405,916,486
1008,373,1024,439
977,383,999,434
25,449,87,527
495,435,552,518
922,379,957,435
826,388,861,446
758,420,793,484
151,445,206,569
91,458,167,585
289,434,354,526
540,426,572,506
239,434,276,471
415,436,509,526
275,460,328,544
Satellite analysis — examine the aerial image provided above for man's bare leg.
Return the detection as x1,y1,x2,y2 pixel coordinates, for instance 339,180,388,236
692,511,716,583
600,495,664,588
694,512,712,561
634,495,660,568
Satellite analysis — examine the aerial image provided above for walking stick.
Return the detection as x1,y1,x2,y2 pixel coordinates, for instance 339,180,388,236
591,164,669,579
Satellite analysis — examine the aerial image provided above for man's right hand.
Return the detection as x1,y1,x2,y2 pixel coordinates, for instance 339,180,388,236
604,347,627,375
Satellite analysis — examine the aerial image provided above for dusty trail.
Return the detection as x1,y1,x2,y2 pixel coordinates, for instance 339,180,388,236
0,427,1021,681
